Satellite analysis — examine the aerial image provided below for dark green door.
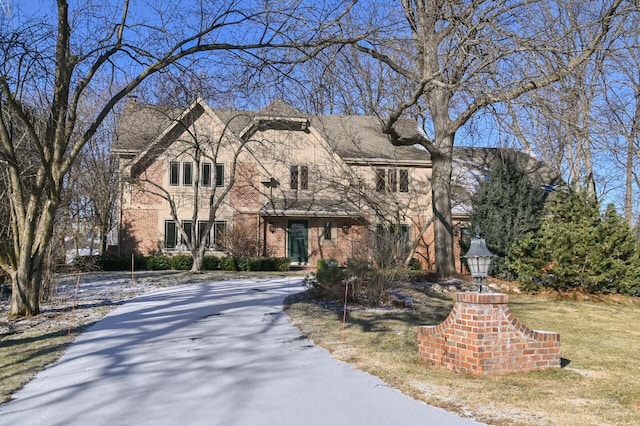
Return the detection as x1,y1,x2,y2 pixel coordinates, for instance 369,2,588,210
288,220,309,263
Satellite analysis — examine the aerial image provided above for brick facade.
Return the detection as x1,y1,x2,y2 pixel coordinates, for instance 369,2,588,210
418,292,560,375
120,209,159,254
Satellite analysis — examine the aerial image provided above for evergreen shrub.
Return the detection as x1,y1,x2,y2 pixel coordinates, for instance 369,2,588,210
470,154,545,279
145,255,172,270
509,190,640,295
220,256,237,271
170,255,193,271
202,256,220,270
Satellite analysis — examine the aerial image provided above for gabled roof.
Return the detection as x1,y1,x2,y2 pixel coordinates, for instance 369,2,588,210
114,98,432,165
113,101,183,154
450,146,564,217
309,115,430,164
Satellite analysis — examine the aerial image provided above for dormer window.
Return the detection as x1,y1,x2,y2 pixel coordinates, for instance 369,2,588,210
376,168,409,192
290,165,308,190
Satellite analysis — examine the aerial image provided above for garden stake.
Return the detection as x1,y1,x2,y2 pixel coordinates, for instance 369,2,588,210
67,274,80,337
341,280,349,344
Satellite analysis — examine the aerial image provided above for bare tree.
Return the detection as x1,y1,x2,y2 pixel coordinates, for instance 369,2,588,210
597,15,640,226
127,101,256,271
0,0,362,317
345,0,623,278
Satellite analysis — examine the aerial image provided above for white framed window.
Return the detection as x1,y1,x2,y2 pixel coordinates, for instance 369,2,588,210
169,162,180,186
215,163,225,187
290,165,308,190
182,162,193,186
181,220,193,246
201,162,212,187
213,221,227,248
376,168,409,192
323,221,332,240
164,220,177,249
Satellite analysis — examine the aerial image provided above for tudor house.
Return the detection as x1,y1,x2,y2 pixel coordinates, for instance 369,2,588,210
113,97,559,270
113,97,441,269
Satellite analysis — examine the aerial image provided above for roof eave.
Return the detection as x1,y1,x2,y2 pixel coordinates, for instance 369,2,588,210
343,157,432,168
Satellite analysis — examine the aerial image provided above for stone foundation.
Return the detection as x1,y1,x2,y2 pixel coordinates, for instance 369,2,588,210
418,292,560,375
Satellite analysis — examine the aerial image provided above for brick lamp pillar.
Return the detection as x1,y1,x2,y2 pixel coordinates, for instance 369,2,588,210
418,292,560,375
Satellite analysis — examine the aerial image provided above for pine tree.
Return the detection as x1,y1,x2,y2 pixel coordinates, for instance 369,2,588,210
537,190,601,290
470,153,546,279
509,191,640,294
589,204,640,294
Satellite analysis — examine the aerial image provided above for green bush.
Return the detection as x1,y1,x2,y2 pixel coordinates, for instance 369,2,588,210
274,257,290,272
311,258,347,300
202,256,220,270
470,153,546,280
73,255,145,271
407,258,422,270
220,256,237,271
240,257,291,271
106,255,145,271
509,191,640,295
145,255,172,270
170,255,193,271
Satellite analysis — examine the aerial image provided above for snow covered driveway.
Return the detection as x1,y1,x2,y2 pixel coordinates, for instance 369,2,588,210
0,277,482,425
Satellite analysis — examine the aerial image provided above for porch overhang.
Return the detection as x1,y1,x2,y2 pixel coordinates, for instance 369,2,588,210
259,208,364,219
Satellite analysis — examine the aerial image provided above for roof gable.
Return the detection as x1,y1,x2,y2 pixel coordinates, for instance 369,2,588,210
115,98,432,165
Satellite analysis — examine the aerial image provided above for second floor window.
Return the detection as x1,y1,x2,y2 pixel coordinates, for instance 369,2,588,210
201,163,212,187
399,169,409,192
170,162,180,186
169,161,194,186
376,168,409,193
215,164,225,187
290,165,308,190
182,162,193,186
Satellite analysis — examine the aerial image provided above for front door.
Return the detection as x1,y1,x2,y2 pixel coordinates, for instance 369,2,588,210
288,220,309,264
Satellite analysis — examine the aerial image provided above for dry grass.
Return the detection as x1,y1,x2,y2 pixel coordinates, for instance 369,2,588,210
285,286,640,426
0,318,100,403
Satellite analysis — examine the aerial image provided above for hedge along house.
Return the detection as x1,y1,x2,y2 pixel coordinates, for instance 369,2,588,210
113,97,560,270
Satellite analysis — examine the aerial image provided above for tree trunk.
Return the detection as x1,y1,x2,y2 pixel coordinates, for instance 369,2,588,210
10,253,44,317
191,246,204,272
431,147,456,279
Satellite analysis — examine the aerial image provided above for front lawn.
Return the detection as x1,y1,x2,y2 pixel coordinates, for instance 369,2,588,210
285,285,640,425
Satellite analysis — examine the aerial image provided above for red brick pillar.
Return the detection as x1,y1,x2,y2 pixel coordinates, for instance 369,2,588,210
418,292,560,375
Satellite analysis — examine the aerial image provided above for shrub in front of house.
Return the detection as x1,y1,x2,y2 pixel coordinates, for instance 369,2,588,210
105,255,146,271
274,257,290,272
239,256,290,271
310,258,347,300
220,256,238,271
73,255,145,271
202,256,220,270
344,258,399,306
170,255,193,271
145,255,172,270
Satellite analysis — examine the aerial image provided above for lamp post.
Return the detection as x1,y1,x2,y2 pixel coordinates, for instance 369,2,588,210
462,236,494,293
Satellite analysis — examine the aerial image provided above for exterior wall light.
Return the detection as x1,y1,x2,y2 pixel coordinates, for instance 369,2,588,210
341,224,350,234
462,236,494,293
269,224,276,233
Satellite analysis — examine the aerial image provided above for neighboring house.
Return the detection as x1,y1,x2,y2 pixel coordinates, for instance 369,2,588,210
113,97,558,270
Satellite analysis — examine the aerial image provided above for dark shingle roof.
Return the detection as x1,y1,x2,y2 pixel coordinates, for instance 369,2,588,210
453,147,562,185
113,101,183,153
115,98,431,163
310,115,430,163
